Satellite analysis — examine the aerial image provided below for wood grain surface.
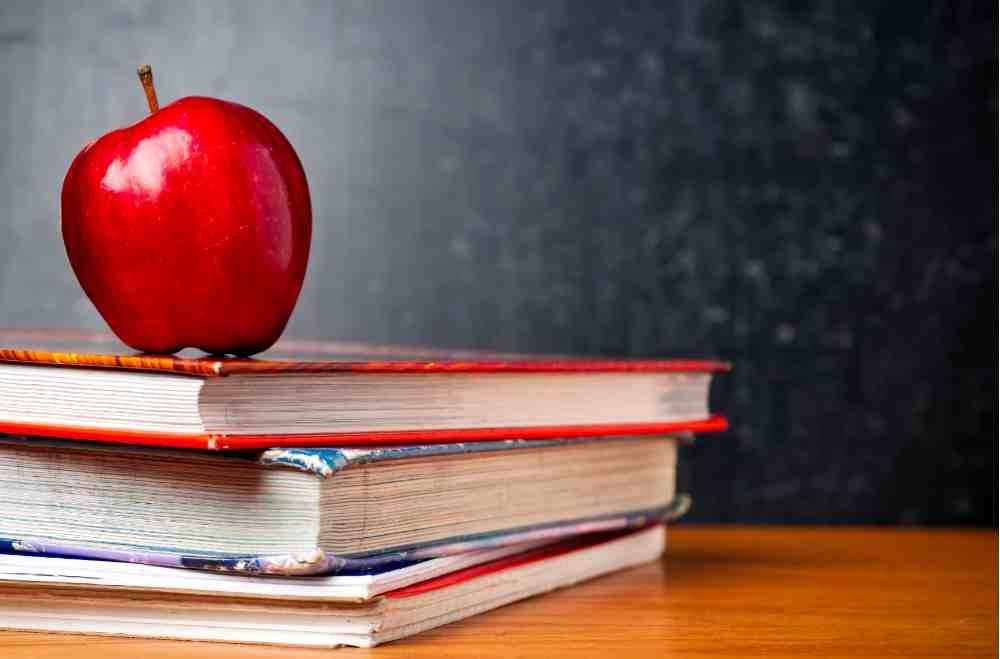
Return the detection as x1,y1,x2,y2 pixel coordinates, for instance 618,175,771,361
0,526,995,658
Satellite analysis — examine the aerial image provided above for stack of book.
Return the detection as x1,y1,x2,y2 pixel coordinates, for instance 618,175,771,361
0,330,727,647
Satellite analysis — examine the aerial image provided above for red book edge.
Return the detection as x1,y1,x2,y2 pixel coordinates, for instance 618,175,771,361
0,330,731,376
0,328,732,377
386,524,663,598
0,347,732,376
0,417,728,450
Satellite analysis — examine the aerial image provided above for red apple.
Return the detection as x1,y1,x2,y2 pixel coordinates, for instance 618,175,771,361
62,66,311,356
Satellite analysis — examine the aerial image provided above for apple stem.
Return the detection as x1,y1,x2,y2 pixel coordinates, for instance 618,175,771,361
137,65,160,114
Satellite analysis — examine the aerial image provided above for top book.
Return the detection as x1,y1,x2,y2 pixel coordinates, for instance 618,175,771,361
0,329,728,450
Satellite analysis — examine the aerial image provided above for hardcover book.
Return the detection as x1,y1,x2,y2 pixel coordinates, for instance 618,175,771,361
0,434,686,575
0,329,728,449
0,524,666,647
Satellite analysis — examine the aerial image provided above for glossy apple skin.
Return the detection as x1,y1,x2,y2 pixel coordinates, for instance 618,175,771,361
62,97,311,356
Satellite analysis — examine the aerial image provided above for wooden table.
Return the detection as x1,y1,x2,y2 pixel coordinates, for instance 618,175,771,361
0,527,995,658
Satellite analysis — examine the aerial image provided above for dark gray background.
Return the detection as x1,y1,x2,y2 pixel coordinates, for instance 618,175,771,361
0,1,995,524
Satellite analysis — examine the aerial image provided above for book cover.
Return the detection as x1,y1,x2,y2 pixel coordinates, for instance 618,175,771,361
0,328,731,376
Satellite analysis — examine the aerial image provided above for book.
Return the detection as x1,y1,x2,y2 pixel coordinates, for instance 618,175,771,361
0,329,728,449
0,524,665,647
0,434,685,574
0,534,568,602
